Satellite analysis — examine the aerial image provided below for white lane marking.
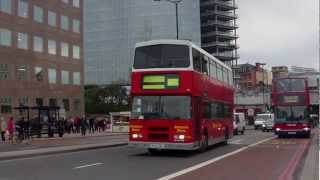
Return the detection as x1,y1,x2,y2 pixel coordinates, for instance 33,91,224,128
73,163,103,170
157,136,275,180
229,139,243,144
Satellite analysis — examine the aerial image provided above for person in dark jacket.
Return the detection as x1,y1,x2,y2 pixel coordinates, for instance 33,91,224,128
80,117,87,136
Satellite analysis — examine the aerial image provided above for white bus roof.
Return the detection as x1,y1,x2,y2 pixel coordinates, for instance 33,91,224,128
134,39,232,71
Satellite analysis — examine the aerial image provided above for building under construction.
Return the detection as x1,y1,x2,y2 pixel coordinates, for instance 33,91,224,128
200,0,239,67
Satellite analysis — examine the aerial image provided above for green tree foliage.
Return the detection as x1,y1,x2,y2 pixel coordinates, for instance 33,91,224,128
85,84,129,114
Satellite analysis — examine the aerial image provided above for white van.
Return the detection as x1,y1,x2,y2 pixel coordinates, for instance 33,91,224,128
255,113,274,130
233,113,246,135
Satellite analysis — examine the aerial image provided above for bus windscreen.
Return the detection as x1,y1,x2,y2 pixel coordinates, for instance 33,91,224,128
134,44,190,69
276,79,305,92
275,106,309,122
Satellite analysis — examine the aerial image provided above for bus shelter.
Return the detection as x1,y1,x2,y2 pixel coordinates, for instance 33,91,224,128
14,106,62,138
109,112,130,133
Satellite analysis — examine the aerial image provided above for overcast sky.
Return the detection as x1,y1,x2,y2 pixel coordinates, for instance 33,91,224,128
238,0,319,70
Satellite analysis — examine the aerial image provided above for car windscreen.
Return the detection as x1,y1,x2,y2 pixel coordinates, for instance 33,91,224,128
134,44,190,69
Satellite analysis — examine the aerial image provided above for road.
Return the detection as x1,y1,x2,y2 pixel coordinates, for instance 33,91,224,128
0,129,315,180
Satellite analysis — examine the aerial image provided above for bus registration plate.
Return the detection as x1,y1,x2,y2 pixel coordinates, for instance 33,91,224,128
150,144,165,149
288,132,296,135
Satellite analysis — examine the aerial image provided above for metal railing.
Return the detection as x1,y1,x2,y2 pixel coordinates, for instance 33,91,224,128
202,20,239,28
201,10,238,18
202,31,239,38
201,0,238,9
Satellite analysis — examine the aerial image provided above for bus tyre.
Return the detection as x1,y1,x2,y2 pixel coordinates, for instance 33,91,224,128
222,130,229,145
241,128,245,135
305,133,311,138
199,134,208,152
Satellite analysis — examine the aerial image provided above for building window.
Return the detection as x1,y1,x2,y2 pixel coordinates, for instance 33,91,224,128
62,99,70,111
0,28,11,47
18,0,28,18
72,19,80,33
0,96,12,114
0,64,9,80
73,72,80,85
16,65,28,80
72,45,80,59
17,32,28,50
36,98,43,106
73,98,81,111
61,42,69,57
61,70,69,84
33,36,43,52
18,96,28,106
33,5,43,23
48,68,56,84
73,0,80,8
48,39,56,55
49,98,57,107
0,0,11,14
48,11,56,27
35,66,44,81
60,15,69,31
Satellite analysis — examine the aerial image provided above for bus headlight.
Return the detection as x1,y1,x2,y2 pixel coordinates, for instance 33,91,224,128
132,133,143,139
276,128,281,131
174,134,185,141
303,127,310,131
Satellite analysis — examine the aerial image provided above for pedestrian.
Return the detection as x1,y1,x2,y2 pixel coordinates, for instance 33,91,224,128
80,117,87,136
89,117,95,134
7,117,15,144
0,117,6,142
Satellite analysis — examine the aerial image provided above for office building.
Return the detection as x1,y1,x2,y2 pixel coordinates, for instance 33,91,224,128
0,0,84,120
200,0,239,67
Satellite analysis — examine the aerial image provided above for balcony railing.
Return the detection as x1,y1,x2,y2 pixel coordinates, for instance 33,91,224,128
203,42,239,48
202,20,239,28
201,0,238,9
201,10,238,18
212,52,240,59
202,31,239,38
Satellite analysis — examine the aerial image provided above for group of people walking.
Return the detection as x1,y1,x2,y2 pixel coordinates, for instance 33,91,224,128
0,116,110,143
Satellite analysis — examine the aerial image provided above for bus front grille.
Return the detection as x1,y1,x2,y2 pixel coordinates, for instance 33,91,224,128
148,133,169,141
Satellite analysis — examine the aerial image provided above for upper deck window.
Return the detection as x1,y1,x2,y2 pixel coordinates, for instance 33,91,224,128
276,79,305,92
134,44,189,69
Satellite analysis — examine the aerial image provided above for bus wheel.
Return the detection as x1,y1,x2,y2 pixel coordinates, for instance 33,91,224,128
305,133,311,138
199,134,208,152
241,128,245,135
222,130,229,145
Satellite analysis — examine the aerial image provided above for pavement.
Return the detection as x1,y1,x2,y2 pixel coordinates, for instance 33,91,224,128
0,128,317,180
0,132,128,160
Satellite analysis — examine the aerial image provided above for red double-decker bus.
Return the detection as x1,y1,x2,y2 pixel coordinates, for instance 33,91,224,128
129,40,234,153
272,77,312,138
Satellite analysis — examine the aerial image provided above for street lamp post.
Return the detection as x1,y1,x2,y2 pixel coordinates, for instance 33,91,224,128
154,0,183,40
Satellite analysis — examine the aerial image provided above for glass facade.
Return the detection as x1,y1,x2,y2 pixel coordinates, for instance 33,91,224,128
84,0,201,85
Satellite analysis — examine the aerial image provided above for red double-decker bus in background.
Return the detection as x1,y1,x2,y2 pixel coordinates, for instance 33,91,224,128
129,40,234,153
272,77,312,138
